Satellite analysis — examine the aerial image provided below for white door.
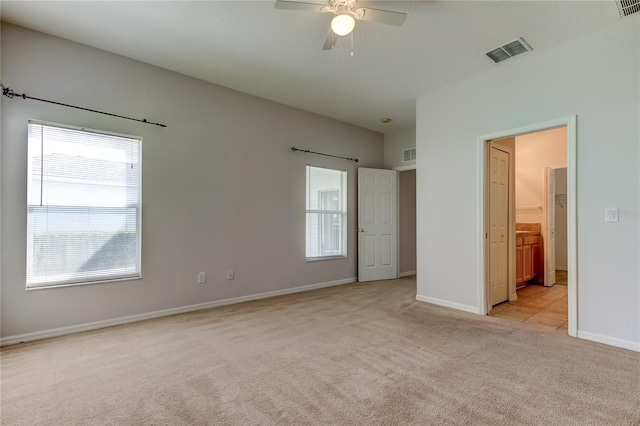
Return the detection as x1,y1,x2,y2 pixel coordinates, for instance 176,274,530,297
544,167,556,286
358,168,398,282
489,146,509,306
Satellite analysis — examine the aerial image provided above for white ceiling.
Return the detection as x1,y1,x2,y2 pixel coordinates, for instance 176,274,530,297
0,1,623,133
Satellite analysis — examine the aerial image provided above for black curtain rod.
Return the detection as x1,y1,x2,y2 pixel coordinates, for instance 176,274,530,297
1,82,166,128
291,146,358,163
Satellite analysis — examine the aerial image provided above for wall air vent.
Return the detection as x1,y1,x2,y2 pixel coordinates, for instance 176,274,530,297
403,147,416,162
484,38,532,64
616,0,640,17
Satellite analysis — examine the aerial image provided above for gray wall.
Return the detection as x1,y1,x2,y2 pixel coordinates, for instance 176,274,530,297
416,18,639,349
399,170,416,275
0,24,384,338
384,126,415,169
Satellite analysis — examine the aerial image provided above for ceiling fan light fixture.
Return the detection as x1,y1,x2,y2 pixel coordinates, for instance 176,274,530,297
331,14,355,36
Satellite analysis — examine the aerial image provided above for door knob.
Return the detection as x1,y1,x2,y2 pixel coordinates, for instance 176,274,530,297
358,228,367,233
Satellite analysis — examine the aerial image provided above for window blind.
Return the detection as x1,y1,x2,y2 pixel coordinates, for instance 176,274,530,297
26,120,142,288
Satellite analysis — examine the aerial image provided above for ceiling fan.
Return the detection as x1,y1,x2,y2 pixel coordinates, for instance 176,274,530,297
275,0,407,51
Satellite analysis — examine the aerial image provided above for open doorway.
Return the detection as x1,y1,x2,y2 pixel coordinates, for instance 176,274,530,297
399,169,416,278
479,117,577,337
553,168,568,285
357,166,415,282
489,128,569,329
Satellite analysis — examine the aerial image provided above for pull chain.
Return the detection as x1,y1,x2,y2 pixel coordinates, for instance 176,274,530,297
350,31,355,57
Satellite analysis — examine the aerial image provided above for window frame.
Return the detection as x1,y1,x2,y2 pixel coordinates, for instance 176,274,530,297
26,120,143,290
305,164,347,261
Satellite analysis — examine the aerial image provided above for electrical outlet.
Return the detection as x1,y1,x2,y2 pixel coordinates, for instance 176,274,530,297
604,208,619,223
226,269,235,280
197,272,206,284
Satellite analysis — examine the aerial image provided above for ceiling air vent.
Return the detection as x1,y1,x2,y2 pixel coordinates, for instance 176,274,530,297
403,148,416,162
616,0,640,17
484,38,532,64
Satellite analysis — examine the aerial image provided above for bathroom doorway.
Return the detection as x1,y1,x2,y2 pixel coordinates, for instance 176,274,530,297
480,117,577,337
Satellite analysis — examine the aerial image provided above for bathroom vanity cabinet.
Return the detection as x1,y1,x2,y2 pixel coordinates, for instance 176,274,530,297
516,232,541,287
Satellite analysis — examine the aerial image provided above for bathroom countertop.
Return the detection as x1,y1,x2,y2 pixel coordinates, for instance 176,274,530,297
516,223,542,235
515,230,540,236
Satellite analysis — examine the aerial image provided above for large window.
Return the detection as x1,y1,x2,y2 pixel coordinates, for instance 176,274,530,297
26,120,142,289
306,165,346,259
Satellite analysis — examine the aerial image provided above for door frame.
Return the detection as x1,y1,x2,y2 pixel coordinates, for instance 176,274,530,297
477,116,577,337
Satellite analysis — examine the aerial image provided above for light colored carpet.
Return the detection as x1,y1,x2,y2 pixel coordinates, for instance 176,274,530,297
1,276,639,425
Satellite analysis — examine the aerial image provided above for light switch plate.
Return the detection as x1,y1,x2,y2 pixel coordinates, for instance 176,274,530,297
619,208,640,218
604,208,619,223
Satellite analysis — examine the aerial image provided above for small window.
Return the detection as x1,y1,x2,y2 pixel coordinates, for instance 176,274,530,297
26,120,142,289
306,165,347,259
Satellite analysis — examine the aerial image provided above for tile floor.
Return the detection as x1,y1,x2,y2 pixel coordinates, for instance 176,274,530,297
556,270,568,285
490,282,568,332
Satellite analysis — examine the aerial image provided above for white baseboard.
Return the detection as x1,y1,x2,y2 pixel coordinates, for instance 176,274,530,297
415,295,481,315
399,270,416,277
0,277,356,346
577,331,640,352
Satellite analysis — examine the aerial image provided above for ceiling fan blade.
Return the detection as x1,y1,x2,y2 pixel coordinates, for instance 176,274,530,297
355,7,407,26
275,0,326,12
322,29,338,50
